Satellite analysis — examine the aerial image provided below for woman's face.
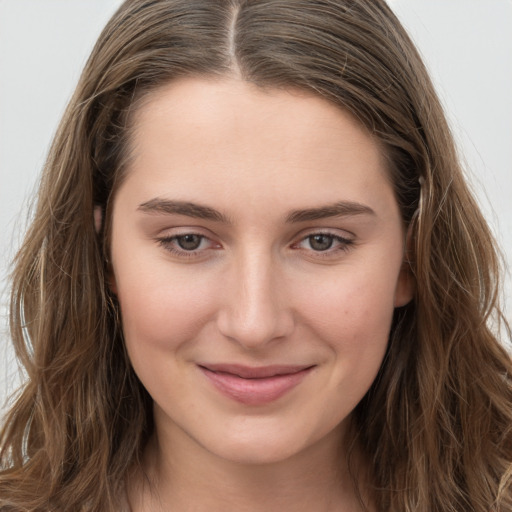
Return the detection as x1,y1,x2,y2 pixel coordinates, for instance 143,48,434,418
110,78,413,465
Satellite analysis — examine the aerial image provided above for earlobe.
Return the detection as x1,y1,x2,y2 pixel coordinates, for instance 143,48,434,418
94,205,103,234
394,263,415,307
95,205,118,295
394,222,416,307
107,266,118,296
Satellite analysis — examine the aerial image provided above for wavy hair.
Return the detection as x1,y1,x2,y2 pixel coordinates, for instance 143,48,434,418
1,0,511,510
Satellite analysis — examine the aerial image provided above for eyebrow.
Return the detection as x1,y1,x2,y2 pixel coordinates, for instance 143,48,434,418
138,198,230,222
285,201,376,223
137,198,375,223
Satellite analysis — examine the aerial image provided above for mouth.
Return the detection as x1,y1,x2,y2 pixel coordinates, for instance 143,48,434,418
198,363,315,405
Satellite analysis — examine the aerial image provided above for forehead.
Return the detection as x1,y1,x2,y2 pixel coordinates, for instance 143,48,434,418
130,78,379,157
119,77,396,220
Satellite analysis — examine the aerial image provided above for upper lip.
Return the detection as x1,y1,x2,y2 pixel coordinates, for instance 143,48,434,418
199,363,314,379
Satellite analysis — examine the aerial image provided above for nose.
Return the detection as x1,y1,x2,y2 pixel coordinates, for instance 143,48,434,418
216,248,295,349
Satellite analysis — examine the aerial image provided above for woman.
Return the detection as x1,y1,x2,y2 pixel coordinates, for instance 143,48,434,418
1,0,511,510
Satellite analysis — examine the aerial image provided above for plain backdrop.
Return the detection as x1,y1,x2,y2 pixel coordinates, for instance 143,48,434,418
1,0,511,415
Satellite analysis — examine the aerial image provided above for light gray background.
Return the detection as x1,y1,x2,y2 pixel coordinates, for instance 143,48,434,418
1,0,511,415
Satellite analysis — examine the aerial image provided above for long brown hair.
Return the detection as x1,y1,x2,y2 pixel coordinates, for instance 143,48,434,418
1,1,511,510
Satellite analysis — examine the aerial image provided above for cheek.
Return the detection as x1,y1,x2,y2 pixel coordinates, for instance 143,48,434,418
115,265,221,402
293,263,397,379
114,262,217,352
298,262,396,335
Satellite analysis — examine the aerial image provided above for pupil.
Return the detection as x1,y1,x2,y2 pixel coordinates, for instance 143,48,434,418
309,234,333,251
177,234,201,251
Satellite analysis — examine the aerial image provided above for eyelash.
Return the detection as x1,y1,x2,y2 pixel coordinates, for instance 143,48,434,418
292,233,354,257
157,233,216,259
156,231,355,260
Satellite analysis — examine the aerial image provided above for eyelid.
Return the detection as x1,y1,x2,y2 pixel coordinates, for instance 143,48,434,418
290,229,356,256
292,227,355,243
155,228,222,259
153,224,220,242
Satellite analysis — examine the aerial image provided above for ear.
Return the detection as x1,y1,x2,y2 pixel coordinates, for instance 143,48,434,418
394,223,416,307
394,262,415,307
106,266,119,296
94,205,118,295
94,205,103,234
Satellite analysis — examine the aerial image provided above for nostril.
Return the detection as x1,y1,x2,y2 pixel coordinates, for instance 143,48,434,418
216,260,294,347
216,304,294,348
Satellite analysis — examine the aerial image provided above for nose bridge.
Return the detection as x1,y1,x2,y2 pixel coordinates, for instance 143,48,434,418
217,244,292,348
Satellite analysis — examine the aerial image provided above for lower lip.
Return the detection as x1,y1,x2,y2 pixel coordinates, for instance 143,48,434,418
200,367,313,406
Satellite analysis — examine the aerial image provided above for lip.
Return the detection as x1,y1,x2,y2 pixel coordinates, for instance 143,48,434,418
199,364,315,405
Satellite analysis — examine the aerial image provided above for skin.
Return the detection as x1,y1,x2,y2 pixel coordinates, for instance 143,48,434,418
109,77,414,511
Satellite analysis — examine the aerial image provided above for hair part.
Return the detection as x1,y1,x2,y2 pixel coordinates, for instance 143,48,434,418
1,1,511,510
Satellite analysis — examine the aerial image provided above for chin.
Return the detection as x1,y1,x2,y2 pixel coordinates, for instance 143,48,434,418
200,421,339,467
214,439,306,466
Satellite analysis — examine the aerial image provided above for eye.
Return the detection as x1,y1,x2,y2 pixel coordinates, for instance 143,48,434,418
307,234,335,251
293,232,354,254
156,232,220,258
175,234,203,251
